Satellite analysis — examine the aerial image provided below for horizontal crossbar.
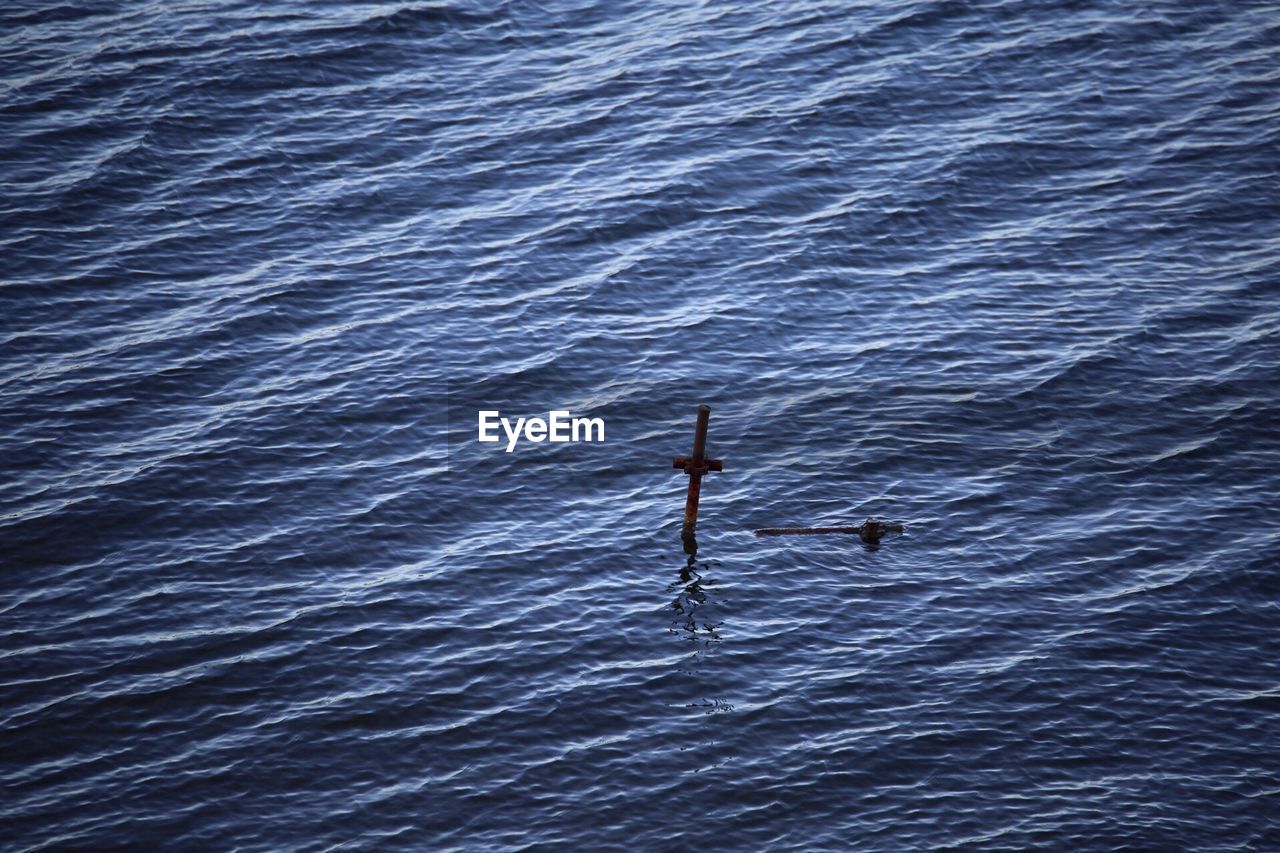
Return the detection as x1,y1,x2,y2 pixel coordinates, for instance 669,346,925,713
673,456,723,473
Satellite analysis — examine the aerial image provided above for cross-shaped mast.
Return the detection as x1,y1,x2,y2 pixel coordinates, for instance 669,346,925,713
672,404,722,551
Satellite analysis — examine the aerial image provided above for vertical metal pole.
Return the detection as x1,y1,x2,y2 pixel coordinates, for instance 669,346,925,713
682,405,710,538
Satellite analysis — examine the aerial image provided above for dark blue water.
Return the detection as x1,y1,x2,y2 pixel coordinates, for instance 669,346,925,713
4,1,1280,848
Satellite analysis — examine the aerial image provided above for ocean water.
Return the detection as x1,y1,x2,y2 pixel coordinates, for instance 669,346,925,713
3,0,1280,848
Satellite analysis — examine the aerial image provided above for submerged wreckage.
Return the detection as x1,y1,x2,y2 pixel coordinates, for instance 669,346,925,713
669,405,905,550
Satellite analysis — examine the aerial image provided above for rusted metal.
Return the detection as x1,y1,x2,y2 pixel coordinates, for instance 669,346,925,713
754,526,866,535
672,456,723,473
755,520,905,544
673,404,722,550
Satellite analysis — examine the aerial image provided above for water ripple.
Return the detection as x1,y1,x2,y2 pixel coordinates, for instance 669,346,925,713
4,0,1280,848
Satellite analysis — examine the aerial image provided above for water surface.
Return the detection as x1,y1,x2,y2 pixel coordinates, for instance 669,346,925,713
3,0,1280,848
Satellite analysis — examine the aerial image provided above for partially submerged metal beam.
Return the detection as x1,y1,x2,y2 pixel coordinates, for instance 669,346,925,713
755,520,905,544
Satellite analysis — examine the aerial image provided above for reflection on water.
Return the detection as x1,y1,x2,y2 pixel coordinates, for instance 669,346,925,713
667,547,733,715
669,556,722,645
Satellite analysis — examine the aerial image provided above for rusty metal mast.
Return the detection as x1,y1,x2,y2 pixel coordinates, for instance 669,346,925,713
672,404,722,551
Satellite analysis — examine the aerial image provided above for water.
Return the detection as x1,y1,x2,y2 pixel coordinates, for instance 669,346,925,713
4,1,1280,848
